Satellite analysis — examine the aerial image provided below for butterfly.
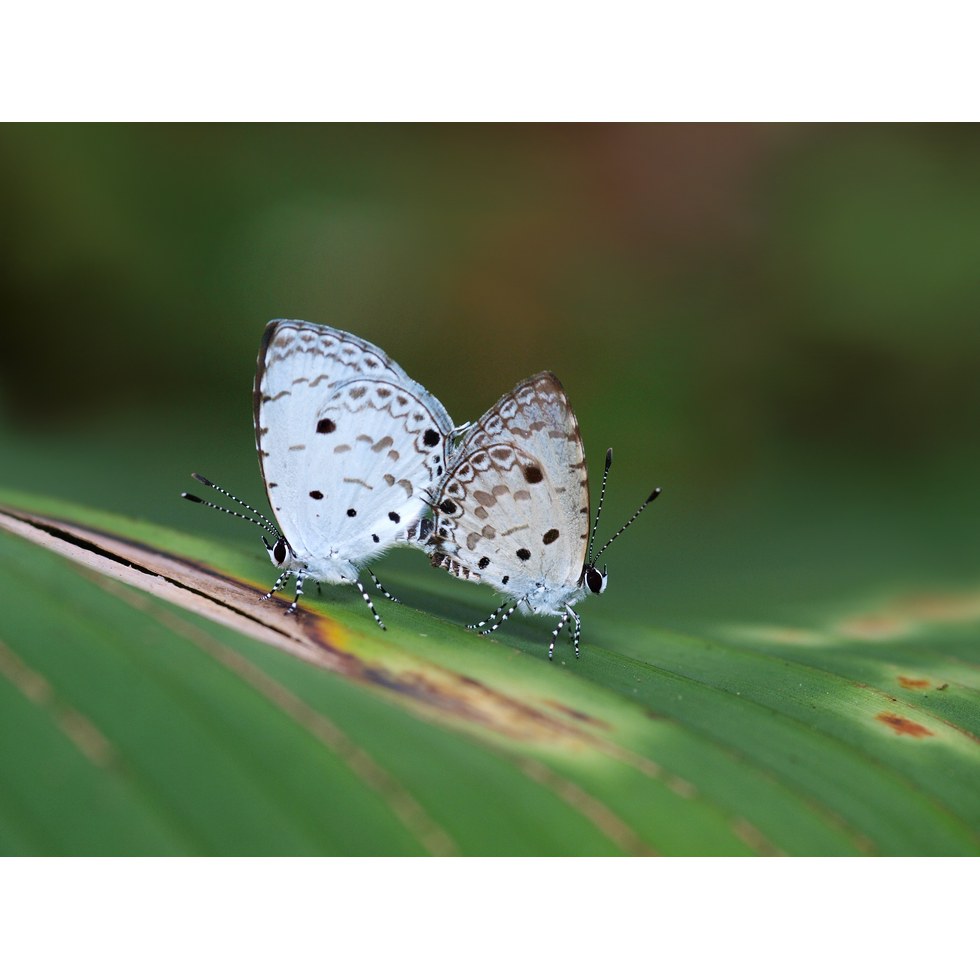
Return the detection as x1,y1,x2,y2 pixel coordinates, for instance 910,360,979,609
184,318,457,627
426,371,660,659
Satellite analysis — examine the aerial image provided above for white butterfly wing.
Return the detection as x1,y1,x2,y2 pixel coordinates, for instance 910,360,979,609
429,372,590,597
255,319,453,564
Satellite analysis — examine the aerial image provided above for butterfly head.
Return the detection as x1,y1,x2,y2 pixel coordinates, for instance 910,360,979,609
182,473,290,567
263,534,292,568
583,562,608,596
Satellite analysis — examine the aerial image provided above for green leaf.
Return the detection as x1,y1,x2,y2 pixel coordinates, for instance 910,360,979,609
0,490,978,856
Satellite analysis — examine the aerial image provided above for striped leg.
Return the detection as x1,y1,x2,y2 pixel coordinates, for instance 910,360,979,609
368,569,400,604
356,579,387,630
262,568,292,602
566,604,582,659
285,568,306,615
467,598,510,631
548,608,572,660
479,598,521,636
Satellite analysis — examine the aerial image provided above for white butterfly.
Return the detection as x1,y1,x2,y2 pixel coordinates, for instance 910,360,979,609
426,371,660,659
185,318,457,627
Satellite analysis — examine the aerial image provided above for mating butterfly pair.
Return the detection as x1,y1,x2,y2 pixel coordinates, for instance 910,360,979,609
184,319,660,660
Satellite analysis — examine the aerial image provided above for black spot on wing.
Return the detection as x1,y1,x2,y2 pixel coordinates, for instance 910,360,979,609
316,418,336,434
516,548,531,561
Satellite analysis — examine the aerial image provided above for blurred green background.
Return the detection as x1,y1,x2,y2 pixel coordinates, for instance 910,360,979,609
1,123,978,632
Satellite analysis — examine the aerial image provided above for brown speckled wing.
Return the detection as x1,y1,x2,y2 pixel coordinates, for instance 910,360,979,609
428,372,589,595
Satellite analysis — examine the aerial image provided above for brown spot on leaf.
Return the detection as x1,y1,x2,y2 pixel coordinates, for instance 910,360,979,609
897,676,930,690
876,712,934,738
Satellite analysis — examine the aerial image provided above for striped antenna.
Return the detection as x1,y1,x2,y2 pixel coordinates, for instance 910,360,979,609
181,473,279,538
594,487,662,562
587,448,615,565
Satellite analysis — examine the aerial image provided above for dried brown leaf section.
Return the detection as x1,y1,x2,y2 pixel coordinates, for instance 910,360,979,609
0,506,624,750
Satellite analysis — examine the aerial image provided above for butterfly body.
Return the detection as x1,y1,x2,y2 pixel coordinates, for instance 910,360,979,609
427,371,642,657
251,319,455,618
186,319,453,626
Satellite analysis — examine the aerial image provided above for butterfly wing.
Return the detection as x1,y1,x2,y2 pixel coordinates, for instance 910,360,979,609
254,319,453,565
429,372,590,602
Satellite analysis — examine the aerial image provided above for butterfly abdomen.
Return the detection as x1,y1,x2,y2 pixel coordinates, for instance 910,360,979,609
430,550,478,581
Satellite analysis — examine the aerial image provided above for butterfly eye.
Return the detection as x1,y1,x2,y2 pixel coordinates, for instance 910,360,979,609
585,565,605,594
273,537,288,565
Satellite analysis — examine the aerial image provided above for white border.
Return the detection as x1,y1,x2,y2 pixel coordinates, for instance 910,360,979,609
3,3,978,121
0,858,972,978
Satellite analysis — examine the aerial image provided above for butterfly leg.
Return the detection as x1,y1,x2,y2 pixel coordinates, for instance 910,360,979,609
479,598,521,636
285,568,306,614
355,579,387,631
262,568,292,602
566,604,582,659
368,569,401,604
548,608,572,661
466,598,509,632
